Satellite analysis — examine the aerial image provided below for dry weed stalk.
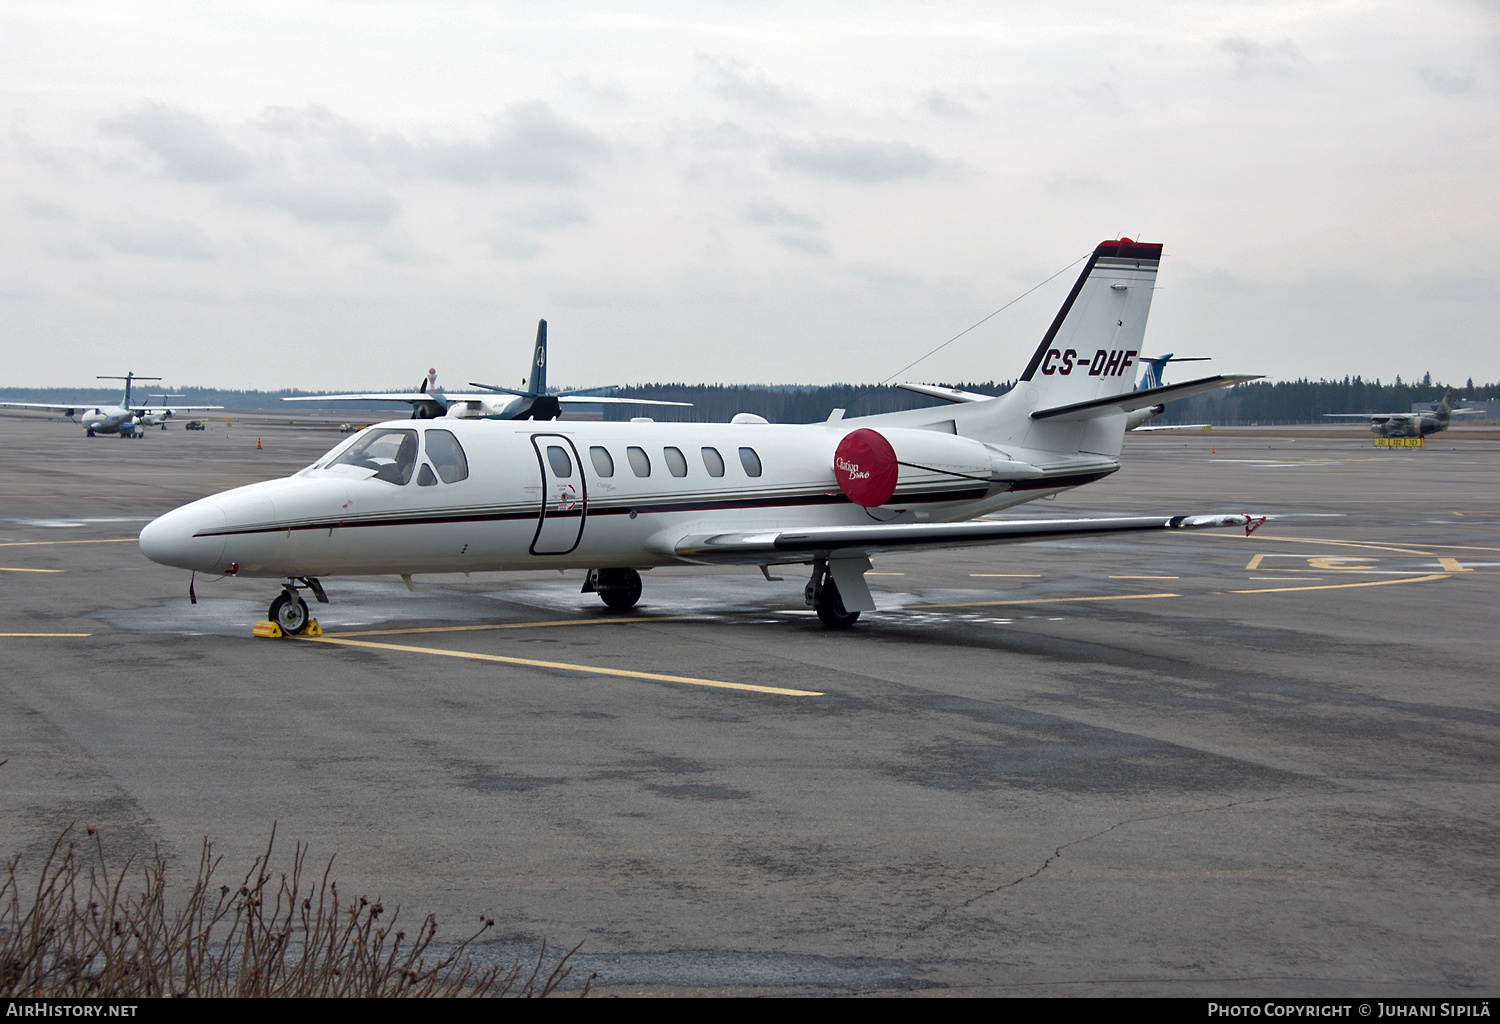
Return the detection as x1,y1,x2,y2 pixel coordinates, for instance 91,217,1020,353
0,825,586,997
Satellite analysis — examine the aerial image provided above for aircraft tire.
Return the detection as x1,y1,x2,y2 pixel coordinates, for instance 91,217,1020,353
269,592,310,635
86,429,94,437
596,568,642,611
814,578,860,629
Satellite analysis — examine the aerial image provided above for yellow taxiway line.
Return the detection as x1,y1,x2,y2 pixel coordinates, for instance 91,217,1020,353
325,615,705,638
303,635,823,697
1231,574,1450,594
0,633,92,637
0,538,136,547
907,592,1179,610
0,567,64,573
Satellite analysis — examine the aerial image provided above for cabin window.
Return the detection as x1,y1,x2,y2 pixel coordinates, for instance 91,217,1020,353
627,446,651,477
739,446,762,477
416,464,438,486
424,429,469,483
663,446,688,477
330,428,419,485
546,445,573,478
701,447,725,477
589,446,614,477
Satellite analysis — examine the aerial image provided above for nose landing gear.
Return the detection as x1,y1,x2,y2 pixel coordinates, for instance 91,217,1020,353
264,577,329,637
583,568,642,610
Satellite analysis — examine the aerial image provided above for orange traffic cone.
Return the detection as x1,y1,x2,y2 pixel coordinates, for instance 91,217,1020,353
1211,446,1216,454
257,437,262,449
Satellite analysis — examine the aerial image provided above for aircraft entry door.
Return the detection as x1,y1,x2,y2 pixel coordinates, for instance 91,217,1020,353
530,434,586,555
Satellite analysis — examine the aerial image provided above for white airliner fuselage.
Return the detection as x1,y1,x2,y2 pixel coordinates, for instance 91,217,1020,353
140,238,1263,630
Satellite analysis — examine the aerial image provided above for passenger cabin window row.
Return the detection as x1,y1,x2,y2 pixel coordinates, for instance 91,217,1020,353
586,445,762,479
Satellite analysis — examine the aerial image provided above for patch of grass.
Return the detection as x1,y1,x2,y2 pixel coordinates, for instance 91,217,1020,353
1,825,587,997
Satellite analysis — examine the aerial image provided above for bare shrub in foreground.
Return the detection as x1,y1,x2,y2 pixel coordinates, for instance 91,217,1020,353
0,825,586,997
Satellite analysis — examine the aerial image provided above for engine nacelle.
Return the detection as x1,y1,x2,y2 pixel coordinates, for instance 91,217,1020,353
832,427,1040,508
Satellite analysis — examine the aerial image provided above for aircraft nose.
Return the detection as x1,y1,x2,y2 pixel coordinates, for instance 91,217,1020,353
139,501,228,572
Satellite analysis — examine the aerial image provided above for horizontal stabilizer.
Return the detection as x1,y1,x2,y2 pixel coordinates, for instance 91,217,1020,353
665,513,1262,564
1031,374,1260,422
896,383,995,405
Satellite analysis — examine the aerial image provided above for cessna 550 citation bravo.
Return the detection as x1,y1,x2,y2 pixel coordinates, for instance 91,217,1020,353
140,238,1263,631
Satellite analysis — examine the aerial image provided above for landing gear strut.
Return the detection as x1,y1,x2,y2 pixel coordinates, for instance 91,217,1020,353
806,560,860,629
266,577,328,636
583,568,642,611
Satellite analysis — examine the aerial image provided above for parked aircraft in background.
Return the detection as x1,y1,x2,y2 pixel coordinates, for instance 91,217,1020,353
141,238,1263,633
281,320,690,421
1322,389,1482,438
0,374,221,437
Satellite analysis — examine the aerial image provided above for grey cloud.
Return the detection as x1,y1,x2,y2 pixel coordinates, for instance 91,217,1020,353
697,55,809,113
488,234,542,259
1045,171,1108,195
420,102,607,185
922,90,975,117
1419,68,1476,95
237,183,400,225
775,233,831,256
96,219,215,260
745,200,819,230
510,202,590,230
23,200,74,221
102,103,252,183
256,105,413,167
1220,37,1308,77
776,138,934,183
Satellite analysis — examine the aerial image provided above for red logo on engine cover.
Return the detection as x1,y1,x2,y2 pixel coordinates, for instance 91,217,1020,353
834,428,898,507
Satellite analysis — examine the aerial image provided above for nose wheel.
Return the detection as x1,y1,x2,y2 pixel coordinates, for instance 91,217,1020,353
264,578,328,637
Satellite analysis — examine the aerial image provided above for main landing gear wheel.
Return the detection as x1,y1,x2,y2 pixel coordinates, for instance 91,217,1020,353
814,578,860,629
588,568,642,611
268,591,310,635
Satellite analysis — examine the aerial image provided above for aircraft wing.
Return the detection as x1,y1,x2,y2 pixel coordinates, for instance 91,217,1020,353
895,383,996,404
663,513,1261,565
557,396,693,408
0,401,89,412
130,405,223,413
1323,413,1391,421
280,393,492,404
1032,375,1260,421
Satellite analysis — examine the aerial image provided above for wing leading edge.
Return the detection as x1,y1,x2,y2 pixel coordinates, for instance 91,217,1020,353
664,513,1263,565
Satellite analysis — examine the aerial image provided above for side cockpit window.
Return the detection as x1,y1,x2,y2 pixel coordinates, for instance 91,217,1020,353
424,429,469,483
331,428,419,484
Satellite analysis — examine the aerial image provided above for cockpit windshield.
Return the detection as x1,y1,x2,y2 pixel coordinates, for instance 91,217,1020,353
329,428,419,484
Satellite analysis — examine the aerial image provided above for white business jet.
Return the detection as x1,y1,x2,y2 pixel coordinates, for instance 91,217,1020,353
140,238,1263,632
0,374,221,437
279,320,691,421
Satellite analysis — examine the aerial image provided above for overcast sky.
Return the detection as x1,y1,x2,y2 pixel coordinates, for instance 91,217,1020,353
2,1,1496,391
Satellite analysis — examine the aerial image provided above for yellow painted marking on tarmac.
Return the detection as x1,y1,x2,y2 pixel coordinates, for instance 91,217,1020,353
1189,534,1433,556
325,615,704,638
1437,557,1472,572
1452,511,1464,516
908,593,1179,610
0,633,92,637
1231,574,1450,594
1307,557,1376,571
1251,577,1323,581
1109,575,1178,579
867,572,905,576
0,567,64,573
970,573,1042,577
303,635,823,696
1244,554,1265,570
0,538,136,548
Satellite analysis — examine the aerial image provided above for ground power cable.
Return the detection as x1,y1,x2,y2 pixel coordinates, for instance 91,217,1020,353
879,251,1091,386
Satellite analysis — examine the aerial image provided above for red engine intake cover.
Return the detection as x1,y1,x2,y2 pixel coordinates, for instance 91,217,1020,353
834,428,899,507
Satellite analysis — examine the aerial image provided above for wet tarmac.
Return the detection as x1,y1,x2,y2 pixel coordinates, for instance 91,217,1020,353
1,416,1496,995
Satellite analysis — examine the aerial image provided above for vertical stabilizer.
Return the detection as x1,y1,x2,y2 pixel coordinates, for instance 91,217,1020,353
1010,239,1162,456
532,320,548,395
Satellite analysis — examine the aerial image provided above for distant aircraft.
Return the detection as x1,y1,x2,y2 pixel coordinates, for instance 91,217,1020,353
897,354,1213,431
0,374,221,437
1322,389,1482,438
142,237,1264,633
281,320,691,421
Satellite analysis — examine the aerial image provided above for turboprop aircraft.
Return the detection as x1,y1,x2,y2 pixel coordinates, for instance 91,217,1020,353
0,374,221,437
279,320,690,421
140,238,1264,632
1322,389,1481,438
